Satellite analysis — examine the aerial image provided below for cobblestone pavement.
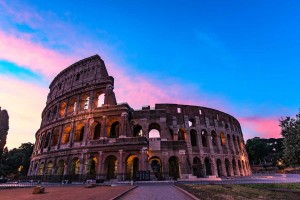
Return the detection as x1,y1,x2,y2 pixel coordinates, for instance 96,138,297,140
0,185,135,200
118,184,194,200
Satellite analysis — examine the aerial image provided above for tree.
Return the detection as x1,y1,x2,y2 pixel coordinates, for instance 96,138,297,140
280,110,300,166
0,143,34,176
246,137,269,165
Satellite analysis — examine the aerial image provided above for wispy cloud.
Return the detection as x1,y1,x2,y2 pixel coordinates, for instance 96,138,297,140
239,116,281,139
0,30,77,78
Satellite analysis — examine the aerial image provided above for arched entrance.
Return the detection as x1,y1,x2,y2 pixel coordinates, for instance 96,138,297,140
192,157,202,177
69,158,80,175
56,160,64,175
204,157,212,176
149,157,162,179
216,159,222,177
169,156,180,180
104,155,118,179
238,160,243,176
225,159,231,176
45,161,53,175
126,155,139,180
232,159,237,175
86,156,97,179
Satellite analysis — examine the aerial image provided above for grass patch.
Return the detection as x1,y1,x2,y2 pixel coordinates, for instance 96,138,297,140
178,183,300,200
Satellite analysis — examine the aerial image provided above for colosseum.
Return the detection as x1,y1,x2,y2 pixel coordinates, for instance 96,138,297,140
28,55,251,182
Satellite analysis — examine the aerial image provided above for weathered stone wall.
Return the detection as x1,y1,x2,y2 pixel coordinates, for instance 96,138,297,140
29,55,251,180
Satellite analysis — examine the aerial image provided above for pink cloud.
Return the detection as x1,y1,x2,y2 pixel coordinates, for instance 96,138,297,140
239,116,281,139
0,75,48,149
0,30,77,78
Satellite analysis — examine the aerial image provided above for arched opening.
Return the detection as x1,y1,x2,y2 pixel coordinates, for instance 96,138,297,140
44,133,50,148
242,160,246,176
110,121,119,138
86,156,97,177
90,122,101,140
52,106,57,118
84,96,90,110
97,94,104,107
192,157,202,177
178,128,186,140
169,156,180,180
237,136,241,150
76,73,80,81
59,101,67,117
68,97,77,113
51,128,59,146
149,157,162,179
61,125,71,144
38,163,44,175
190,129,197,147
225,159,231,177
74,124,84,142
133,124,143,137
126,155,139,180
148,123,161,138
204,157,212,176
69,157,80,175
216,159,222,177
201,130,208,147
238,160,243,176
104,155,118,179
233,135,238,152
188,118,196,127
211,131,217,146
232,159,237,176
220,132,226,146
45,161,53,175
34,163,38,175
227,134,233,151
56,160,65,175
169,128,174,140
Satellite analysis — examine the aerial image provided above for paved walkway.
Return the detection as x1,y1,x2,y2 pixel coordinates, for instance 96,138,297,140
118,184,194,200
0,185,135,200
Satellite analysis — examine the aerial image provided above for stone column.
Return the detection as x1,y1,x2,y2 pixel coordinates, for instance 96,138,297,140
141,148,147,171
69,121,76,147
211,157,218,176
221,158,227,176
235,158,241,176
97,151,103,177
117,150,123,180
119,112,128,138
101,115,107,138
79,153,86,175
57,125,63,149
216,132,223,154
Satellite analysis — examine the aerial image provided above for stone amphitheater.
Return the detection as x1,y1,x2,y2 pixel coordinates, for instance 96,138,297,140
28,55,251,182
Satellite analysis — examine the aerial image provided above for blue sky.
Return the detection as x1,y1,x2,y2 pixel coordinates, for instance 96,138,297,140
0,0,299,148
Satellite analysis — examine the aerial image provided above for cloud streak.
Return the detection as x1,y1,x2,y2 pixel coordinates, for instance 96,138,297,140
239,116,281,139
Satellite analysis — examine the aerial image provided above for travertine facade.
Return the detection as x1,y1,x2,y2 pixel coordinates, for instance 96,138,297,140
28,55,251,181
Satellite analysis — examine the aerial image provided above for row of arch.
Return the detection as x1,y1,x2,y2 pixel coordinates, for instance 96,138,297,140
31,154,250,180
44,92,105,122
35,120,245,155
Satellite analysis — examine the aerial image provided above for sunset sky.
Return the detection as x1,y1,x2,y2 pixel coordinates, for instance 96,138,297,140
1,0,299,149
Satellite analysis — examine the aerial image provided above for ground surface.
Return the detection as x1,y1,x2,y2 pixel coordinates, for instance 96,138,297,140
118,184,194,200
178,183,300,200
0,185,135,200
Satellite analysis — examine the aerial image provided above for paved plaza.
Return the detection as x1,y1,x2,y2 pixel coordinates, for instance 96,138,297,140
0,185,135,200
118,184,194,200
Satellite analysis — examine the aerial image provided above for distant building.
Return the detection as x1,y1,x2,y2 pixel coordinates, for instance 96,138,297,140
28,55,251,181
0,107,9,158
